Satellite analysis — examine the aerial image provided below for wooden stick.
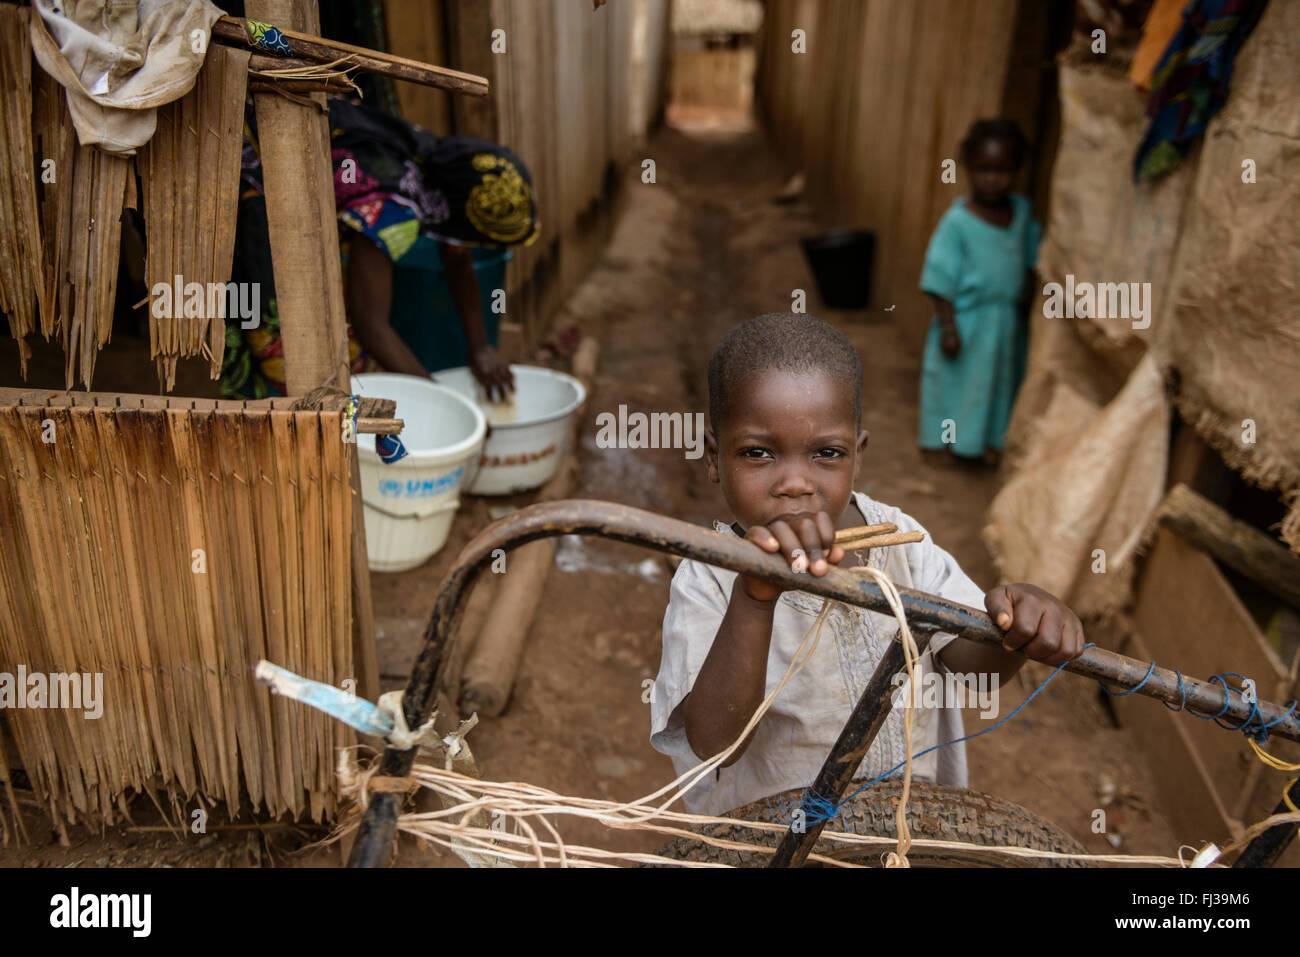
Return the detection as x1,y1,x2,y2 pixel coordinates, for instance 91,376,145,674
455,339,600,719
834,522,898,542
836,530,926,551
249,77,354,95
458,540,555,719
212,15,489,96
247,53,351,73
356,417,403,435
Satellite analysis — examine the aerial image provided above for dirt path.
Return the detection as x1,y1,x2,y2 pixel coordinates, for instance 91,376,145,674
2,122,1179,867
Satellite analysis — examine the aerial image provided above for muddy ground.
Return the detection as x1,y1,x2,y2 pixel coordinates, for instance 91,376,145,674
2,121,1182,868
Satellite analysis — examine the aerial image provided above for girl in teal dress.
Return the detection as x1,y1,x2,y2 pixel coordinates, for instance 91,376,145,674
918,119,1041,466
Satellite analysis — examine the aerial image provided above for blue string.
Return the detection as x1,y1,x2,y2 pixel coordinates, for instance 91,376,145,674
794,642,1300,827
1186,673,1234,721
1103,661,1299,742
1162,670,1187,711
1209,673,1258,731
1098,658,1155,697
1174,670,1298,741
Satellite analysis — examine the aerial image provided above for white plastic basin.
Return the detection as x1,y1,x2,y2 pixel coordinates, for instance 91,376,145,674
432,365,586,495
352,373,487,571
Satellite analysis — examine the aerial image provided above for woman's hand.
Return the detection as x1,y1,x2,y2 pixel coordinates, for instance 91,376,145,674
740,513,845,602
469,345,515,401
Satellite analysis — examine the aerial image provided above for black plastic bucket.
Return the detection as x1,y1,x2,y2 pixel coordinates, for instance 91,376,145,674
800,228,875,309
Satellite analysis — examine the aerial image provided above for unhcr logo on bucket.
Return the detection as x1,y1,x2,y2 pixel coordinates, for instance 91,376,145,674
378,467,464,498
594,405,706,460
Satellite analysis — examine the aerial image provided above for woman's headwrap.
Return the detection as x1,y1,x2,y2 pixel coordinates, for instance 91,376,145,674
327,97,539,247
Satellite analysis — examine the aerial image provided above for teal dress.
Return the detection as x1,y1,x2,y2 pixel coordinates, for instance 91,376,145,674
918,194,1041,456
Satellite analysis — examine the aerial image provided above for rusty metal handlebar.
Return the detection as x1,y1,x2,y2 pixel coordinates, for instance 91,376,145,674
347,499,1300,867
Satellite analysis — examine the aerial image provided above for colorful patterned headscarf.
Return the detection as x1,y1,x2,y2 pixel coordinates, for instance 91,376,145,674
327,97,539,247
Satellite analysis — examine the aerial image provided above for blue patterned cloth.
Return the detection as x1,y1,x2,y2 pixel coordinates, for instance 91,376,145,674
1134,0,1269,183
245,19,292,55
376,433,408,464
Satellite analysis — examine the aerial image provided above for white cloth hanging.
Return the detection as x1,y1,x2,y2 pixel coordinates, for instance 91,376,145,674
29,0,225,155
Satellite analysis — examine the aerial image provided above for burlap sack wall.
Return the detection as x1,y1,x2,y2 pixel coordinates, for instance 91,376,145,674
986,3,1300,620
988,54,1178,616
986,354,1169,619
1150,0,1300,551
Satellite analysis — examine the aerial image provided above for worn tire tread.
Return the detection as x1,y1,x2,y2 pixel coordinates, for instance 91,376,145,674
647,781,1091,868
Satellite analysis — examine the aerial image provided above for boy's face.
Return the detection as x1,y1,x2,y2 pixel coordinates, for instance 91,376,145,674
705,367,868,530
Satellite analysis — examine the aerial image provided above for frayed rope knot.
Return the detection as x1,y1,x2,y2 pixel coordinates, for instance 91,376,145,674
369,775,419,795
376,691,441,752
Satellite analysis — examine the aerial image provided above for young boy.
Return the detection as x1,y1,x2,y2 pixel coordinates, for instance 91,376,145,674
650,313,1084,817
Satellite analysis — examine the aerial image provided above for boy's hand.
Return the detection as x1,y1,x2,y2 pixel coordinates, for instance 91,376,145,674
740,513,845,602
984,583,1085,666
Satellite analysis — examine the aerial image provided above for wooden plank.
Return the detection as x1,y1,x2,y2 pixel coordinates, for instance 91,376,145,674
1116,630,1241,844
1114,527,1290,839
247,0,350,398
446,0,500,137
383,0,453,131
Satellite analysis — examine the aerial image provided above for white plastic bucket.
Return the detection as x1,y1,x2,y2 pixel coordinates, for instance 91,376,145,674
352,373,487,572
433,365,586,496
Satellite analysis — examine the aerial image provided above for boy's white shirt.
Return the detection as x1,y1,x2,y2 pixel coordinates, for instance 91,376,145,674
650,491,987,817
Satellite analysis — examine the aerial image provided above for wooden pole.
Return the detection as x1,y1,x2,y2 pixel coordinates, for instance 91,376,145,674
1157,484,1300,612
247,0,377,703
211,15,488,96
455,340,598,718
